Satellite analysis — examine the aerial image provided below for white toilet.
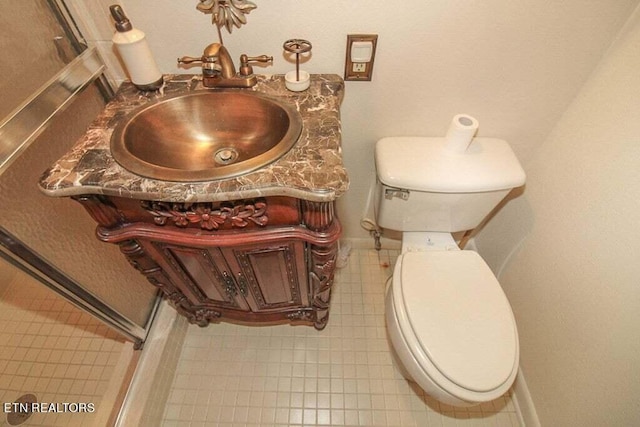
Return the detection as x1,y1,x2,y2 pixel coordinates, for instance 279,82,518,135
375,133,526,406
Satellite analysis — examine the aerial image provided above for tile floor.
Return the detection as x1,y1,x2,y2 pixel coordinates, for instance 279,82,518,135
0,266,129,427
161,248,522,427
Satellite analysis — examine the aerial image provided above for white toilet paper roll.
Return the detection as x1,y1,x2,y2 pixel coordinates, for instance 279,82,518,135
445,114,479,153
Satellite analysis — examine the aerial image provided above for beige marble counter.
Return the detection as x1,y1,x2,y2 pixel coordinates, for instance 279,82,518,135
39,74,348,203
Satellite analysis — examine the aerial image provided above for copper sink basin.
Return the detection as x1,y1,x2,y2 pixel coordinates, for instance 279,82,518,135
110,91,302,181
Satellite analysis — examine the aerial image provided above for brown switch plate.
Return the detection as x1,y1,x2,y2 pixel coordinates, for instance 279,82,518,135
344,34,378,81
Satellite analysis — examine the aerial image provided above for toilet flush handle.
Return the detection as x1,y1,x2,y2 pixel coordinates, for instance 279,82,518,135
385,188,410,201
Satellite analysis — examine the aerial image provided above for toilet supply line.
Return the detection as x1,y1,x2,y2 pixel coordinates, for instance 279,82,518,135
361,217,382,251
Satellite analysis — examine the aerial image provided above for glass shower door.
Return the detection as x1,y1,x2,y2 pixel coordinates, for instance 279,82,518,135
0,0,159,344
0,2,163,424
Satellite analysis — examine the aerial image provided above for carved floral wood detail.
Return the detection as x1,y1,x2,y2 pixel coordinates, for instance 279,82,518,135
141,199,268,230
308,243,338,330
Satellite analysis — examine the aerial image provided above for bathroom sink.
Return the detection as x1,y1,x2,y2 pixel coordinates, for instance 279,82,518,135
110,91,303,181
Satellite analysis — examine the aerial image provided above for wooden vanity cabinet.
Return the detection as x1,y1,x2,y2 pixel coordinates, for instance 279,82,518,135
143,240,309,318
74,195,340,329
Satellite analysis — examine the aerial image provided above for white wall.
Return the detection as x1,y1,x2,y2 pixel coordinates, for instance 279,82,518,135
68,0,637,241
477,5,640,425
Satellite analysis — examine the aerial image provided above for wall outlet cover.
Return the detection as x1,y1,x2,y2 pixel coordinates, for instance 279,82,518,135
344,34,378,81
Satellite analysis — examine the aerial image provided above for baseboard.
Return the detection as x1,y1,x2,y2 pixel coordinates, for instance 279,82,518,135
115,300,188,427
511,367,541,427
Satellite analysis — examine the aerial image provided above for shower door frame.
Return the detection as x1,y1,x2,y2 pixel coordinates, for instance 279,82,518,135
0,229,154,347
0,0,161,347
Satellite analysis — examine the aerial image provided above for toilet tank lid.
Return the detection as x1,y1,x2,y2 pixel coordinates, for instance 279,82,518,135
397,250,518,393
376,137,526,193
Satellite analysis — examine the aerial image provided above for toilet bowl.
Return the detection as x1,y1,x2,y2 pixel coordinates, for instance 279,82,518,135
374,132,526,406
385,235,519,406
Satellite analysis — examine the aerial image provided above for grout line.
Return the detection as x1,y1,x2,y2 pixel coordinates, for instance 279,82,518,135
0,267,131,427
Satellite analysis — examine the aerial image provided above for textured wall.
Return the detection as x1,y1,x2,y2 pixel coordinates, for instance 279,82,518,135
477,6,640,425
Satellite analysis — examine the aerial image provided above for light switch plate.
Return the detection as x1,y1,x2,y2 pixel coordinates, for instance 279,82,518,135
344,34,378,81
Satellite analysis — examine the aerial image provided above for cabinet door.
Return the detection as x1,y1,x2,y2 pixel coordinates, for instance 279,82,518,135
222,241,308,312
152,243,250,311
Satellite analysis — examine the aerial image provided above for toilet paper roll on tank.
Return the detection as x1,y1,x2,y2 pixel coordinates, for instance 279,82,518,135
445,114,479,153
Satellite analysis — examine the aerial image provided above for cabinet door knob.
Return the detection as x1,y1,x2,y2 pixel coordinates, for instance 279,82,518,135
222,271,237,299
237,273,248,297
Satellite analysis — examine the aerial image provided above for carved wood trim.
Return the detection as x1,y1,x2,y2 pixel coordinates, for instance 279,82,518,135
152,243,245,310
237,251,266,308
283,245,301,305
287,309,315,322
141,199,268,230
156,244,209,303
308,242,338,330
73,195,124,228
301,200,335,232
191,308,222,327
117,239,199,322
97,220,341,247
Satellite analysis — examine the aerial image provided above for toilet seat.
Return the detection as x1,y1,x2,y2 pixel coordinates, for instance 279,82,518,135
392,250,519,402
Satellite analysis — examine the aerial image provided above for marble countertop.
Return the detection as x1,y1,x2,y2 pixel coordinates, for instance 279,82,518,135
39,74,349,203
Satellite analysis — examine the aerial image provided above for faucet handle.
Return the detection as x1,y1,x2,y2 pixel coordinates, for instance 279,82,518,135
178,56,205,65
244,55,273,63
239,54,273,76
178,55,222,64
178,55,222,75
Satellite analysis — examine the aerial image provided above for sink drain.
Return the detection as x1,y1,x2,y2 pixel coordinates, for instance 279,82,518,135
6,394,37,425
214,148,239,165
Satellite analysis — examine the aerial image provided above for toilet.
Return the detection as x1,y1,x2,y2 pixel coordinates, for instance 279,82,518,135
374,133,526,406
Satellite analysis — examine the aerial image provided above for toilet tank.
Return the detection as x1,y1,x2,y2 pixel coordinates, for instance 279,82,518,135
374,137,525,232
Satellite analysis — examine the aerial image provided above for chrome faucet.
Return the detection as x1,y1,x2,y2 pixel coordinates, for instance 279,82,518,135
178,43,272,88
